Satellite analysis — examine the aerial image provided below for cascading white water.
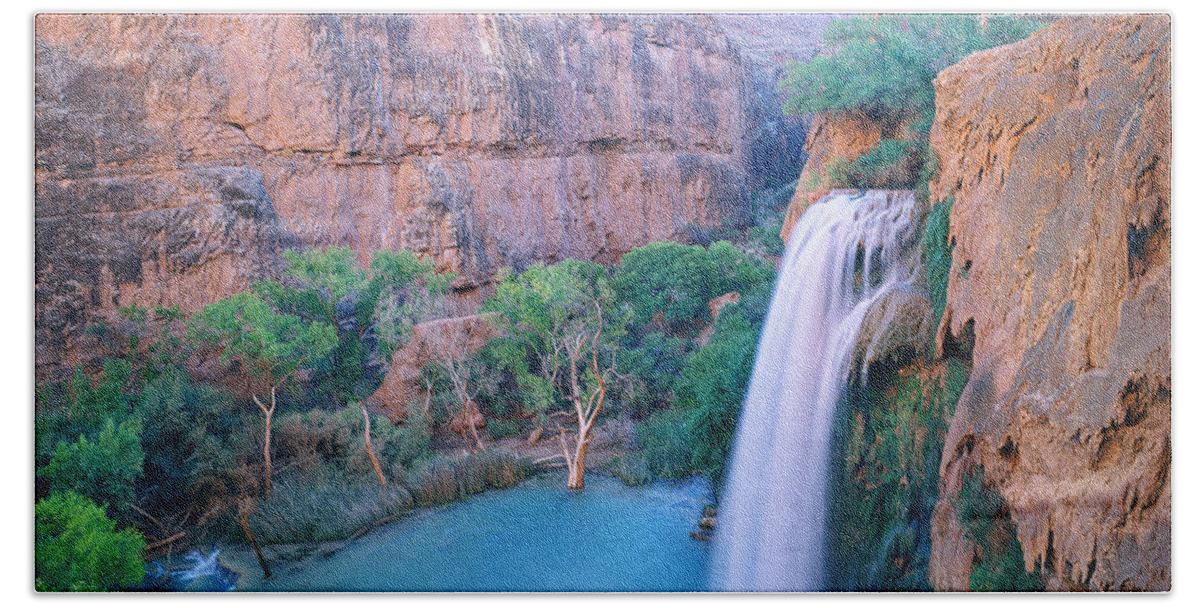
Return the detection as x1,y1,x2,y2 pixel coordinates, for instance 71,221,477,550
710,189,920,592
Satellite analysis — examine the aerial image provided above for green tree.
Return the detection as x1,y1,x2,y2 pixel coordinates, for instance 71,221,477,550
783,14,1045,191
38,418,144,522
255,247,454,406
367,249,456,362
483,260,628,489
191,292,337,498
615,241,773,337
256,247,368,407
784,14,1044,124
35,491,146,592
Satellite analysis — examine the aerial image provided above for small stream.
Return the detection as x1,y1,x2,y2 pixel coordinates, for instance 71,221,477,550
239,474,713,592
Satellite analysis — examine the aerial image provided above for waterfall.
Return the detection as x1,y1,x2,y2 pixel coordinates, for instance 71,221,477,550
710,190,919,592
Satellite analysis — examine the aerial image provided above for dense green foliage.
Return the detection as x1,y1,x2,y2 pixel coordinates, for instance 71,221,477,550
955,464,1044,591
614,332,689,417
253,247,454,407
482,259,627,424
39,418,144,523
827,138,928,190
785,14,1044,192
192,291,338,391
784,14,1045,123
35,491,146,592
610,240,774,437
826,357,969,590
36,359,134,467
630,287,772,489
614,241,773,337
134,371,250,517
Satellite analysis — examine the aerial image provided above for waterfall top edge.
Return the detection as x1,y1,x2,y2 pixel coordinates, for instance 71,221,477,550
815,188,916,203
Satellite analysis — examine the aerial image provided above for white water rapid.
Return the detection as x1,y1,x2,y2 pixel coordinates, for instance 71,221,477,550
710,189,920,591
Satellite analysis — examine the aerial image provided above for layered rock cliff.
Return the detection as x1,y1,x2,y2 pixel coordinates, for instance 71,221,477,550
35,13,825,375
926,15,1171,591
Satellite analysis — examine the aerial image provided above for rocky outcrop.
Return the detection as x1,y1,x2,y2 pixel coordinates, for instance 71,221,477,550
779,110,882,243
365,313,502,423
849,283,932,379
927,15,1170,591
35,13,827,376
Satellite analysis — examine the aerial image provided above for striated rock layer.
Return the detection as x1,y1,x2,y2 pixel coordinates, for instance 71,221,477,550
35,13,824,376
926,15,1170,591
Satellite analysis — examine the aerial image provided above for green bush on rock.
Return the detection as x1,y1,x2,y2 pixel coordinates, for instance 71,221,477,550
785,14,1045,192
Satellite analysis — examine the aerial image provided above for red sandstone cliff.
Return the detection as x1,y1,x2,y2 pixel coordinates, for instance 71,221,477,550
34,13,825,375
926,15,1170,591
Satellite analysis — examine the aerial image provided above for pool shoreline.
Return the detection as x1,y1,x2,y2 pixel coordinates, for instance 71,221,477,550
221,472,714,592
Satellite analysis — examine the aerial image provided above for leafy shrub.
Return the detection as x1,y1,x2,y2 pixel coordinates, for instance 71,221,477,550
746,215,786,258
634,408,696,479
134,370,245,516
39,418,144,522
845,138,927,189
613,332,689,418
672,292,768,486
633,287,772,488
485,418,522,439
615,240,773,337
606,453,653,486
371,413,433,476
275,409,357,469
36,360,135,466
35,491,146,592
785,15,1045,124
785,15,1044,190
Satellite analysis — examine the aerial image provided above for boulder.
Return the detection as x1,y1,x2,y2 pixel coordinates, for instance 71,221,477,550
364,313,503,423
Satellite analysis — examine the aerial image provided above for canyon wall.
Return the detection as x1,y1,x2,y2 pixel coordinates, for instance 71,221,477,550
927,15,1170,591
35,13,823,375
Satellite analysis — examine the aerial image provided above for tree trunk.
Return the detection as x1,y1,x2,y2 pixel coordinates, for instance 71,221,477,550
238,510,272,579
254,387,277,499
362,405,387,486
567,437,589,490
467,400,485,452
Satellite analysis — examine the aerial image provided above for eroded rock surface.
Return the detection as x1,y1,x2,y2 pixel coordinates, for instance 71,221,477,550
926,15,1170,591
35,13,826,375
